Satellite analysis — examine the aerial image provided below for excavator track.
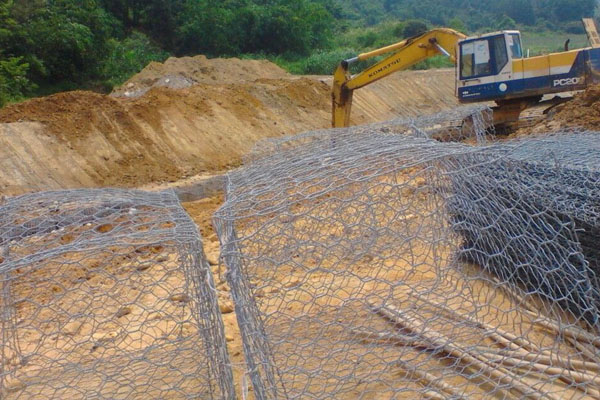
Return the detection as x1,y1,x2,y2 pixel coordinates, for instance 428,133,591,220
494,95,573,135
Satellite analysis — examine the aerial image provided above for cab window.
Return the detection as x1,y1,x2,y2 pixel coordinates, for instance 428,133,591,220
461,39,491,78
508,33,523,58
492,36,508,73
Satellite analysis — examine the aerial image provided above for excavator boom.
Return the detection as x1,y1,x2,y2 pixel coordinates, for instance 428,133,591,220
333,19,600,131
332,29,466,128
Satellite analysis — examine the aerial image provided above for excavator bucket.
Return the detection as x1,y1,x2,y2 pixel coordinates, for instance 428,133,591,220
583,18,600,48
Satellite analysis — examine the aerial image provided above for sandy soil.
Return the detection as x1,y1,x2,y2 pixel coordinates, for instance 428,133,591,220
2,187,592,399
111,55,290,98
183,196,248,397
225,170,594,400
182,178,592,400
0,56,457,398
1,212,219,399
3,55,596,399
515,85,600,136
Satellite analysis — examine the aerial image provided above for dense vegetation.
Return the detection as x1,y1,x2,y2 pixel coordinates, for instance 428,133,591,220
0,0,597,105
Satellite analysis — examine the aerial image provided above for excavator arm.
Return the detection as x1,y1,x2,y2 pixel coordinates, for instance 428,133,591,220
332,28,466,128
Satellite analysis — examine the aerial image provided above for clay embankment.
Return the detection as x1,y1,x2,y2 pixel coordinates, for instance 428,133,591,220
0,56,457,195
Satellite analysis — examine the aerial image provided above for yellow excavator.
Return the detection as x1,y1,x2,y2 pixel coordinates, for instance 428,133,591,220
332,19,600,130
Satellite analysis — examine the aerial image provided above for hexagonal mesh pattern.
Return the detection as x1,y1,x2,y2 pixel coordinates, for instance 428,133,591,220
215,118,600,400
0,189,234,399
246,105,494,164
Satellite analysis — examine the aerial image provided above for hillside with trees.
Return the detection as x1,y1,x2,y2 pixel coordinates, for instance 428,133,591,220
0,0,597,106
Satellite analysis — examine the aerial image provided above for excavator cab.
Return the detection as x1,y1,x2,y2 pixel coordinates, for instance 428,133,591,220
457,31,524,103
457,29,596,107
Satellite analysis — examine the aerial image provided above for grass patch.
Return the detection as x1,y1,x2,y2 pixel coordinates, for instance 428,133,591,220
521,31,589,55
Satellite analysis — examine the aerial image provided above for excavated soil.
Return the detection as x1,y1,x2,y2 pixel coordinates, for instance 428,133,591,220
0,59,458,397
516,85,600,136
2,56,596,399
0,56,458,196
111,55,290,97
0,79,331,193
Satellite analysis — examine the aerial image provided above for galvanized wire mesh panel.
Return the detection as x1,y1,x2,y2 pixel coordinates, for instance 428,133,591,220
215,124,600,399
447,134,600,326
0,189,234,399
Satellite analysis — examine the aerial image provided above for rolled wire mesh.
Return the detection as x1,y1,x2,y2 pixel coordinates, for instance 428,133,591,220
447,133,600,325
0,189,234,399
215,121,600,399
246,105,494,163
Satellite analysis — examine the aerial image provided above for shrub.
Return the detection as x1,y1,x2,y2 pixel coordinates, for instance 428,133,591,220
0,56,35,107
393,23,406,38
448,17,467,33
411,55,454,70
358,31,378,47
101,32,169,89
299,49,381,75
564,21,585,35
495,15,517,30
403,20,428,38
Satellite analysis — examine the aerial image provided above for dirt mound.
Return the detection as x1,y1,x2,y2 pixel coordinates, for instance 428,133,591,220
517,85,600,136
0,54,459,196
0,90,184,188
112,55,289,98
0,91,131,141
0,78,333,194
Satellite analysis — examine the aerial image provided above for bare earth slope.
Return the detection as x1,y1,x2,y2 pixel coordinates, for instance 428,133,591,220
0,56,457,195
516,85,600,136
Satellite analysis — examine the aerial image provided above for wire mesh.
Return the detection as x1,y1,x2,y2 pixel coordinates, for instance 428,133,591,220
0,189,235,399
246,105,494,164
215,119,600,400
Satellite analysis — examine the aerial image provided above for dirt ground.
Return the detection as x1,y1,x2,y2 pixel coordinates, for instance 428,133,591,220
1,56,597,196
515,85,600,136
0,194,245,399
2,55,598,399
2,186,594,399
0,55,456,398
111,55,290,98
1,197,225,399
183,196,248,397
0,79,331,193
181,181,593,399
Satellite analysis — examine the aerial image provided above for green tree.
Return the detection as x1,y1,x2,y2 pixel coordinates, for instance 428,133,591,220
255,1,332,54
551,0,596,22
175,1,240,55
0,0,14,46
2,0,600,105
101,31,168,88
100,0,184,47
141,0,181,47
448,17,467,33
0,56,35,106
0,0,35,105
6,0,118,83
175,0,332,56
499,0,536,25
403,20,428,38
496,14,518,30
